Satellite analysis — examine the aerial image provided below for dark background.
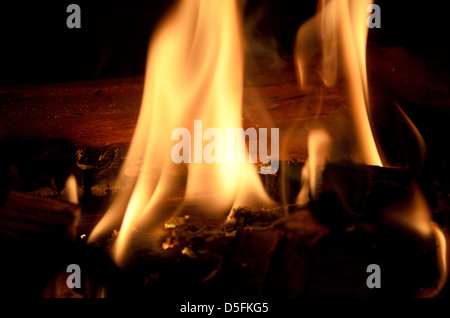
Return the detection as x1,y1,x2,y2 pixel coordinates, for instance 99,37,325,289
0,0,448,84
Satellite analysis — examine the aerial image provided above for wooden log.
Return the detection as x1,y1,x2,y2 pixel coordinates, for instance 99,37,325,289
0,190,81,297
0,190,80,241
260,160,447,298
0,45,448,163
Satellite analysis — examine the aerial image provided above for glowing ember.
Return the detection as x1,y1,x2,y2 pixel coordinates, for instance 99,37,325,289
164,215,189,229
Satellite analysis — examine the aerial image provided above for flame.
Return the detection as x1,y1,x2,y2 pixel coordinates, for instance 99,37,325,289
295,0,382,166
297,128,332,205
384,183,448,296
385,183,434,238
64,174,79,205
88,0,273,265
428,222,449,297
396,102,427,170
295,1,447,295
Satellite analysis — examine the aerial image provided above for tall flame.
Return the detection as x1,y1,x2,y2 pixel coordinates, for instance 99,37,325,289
89,0,273,265
295,0,382,166
294,0,448,295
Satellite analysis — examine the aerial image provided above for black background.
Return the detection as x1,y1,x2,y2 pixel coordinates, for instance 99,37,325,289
0,0,448,84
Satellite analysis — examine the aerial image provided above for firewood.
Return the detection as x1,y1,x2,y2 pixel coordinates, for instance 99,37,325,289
0,190,80,241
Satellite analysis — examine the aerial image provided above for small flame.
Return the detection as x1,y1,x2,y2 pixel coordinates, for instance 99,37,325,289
295,0,382,166
64,174,78,205
429,222,448,297
395,102,427,170
385,183,434,238
384,183,448,296
89,0,273,266
297,128,332,205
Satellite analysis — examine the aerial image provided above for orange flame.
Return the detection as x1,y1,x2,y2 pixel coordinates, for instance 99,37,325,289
297,128,332,205
295,0,382,166
295,0,447,295
88,0,273,266
384,183,448,297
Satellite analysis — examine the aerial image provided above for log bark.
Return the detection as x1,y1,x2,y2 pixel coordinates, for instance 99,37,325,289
0,46,448,163
0,190,80,241
0,191,81,297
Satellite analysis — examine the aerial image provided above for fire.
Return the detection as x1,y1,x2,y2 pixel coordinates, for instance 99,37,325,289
384,183,449,297
84,0,448,296
295,0,382,166
396,102,427,171
294,0,448,295
64,174,79,205
297,128,332,205
88,0,273,265
429,222,449,297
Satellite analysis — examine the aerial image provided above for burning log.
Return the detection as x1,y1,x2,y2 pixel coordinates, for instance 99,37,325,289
262,161,447,298
77,161,445,298
80,169,443,298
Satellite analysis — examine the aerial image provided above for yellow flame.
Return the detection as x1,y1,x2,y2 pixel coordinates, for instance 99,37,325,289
89,0,273,265
295,3,447,293
295,0,382,166
297,128,332,205
64,174,79,205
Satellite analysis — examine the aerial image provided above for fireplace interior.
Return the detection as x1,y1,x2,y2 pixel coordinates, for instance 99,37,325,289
0,0,449,300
